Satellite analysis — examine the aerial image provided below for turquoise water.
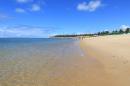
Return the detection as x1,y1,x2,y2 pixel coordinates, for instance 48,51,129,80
0,38,84,86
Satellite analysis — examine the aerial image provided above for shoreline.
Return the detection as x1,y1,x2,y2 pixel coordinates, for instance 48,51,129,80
80,34,130,86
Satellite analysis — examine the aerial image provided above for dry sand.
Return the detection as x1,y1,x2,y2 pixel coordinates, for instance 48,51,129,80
80,34,130,86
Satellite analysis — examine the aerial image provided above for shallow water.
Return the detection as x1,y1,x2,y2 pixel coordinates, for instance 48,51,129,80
0,38,86,86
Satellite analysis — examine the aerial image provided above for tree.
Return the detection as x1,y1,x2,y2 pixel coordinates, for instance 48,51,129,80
111,30,119,35
119,29,124,34
125,28,130,34
97,32,101,35
105,31,109,35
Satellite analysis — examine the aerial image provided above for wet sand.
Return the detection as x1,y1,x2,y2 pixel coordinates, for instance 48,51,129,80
80,34,130,86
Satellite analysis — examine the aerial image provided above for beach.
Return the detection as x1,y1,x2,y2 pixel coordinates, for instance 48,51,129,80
0,36,130,86
80,34,130,86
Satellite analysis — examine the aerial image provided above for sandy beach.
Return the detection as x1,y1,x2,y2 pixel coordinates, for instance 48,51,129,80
80,34,130,86
0,36,130,86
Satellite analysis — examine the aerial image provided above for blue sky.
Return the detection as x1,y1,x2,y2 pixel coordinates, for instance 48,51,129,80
0,0,130,37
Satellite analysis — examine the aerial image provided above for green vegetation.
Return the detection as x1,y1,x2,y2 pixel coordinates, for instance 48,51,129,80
54,33,94,37
53,28,130,37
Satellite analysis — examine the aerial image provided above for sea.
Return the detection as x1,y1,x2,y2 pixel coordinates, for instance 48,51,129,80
0,38,84,86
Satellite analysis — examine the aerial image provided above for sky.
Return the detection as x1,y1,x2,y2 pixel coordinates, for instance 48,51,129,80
0,0,130,38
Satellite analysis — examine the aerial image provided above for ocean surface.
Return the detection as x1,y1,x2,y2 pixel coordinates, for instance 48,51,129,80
0,38,84,86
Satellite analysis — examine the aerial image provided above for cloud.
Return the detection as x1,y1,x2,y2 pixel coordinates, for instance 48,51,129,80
0,14,9,20
16,0,32,3
0,25,53,38
77,0,102,12
120,25,130,30
31,4,41,12
16,8,26,13
0,13,12,20
15,0,43,13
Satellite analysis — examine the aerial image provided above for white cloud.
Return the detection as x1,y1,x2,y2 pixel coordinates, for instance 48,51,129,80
16,0,32,3
15,0,42,13
0,25,52,38
77,0,102,12
16,8,26,13
120,25,130,30
31,4,41,11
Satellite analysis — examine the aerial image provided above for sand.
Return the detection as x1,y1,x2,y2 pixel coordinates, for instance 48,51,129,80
80,34,130,86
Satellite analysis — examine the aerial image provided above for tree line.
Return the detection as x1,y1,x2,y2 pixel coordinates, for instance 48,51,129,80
53,28,130,37
96,28,130,36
